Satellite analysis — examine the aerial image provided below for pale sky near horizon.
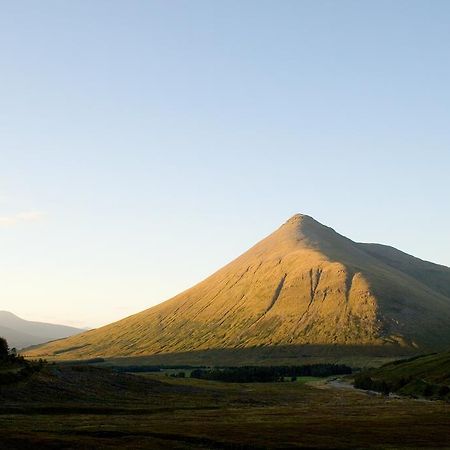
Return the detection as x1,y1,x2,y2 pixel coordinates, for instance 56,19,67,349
1,1,449,328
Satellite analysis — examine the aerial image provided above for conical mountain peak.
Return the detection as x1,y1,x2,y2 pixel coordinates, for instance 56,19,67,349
284,213,311,223
267,213,346,256
282,213,320,228
28,214,450,362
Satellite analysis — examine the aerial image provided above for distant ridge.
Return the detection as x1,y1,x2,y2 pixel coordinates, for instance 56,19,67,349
28,214,450,361
0,311,84,349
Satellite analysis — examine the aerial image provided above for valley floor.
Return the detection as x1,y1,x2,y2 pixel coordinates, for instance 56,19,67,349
0,367,449,449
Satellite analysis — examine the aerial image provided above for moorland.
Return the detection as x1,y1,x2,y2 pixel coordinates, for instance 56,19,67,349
1,352,450,449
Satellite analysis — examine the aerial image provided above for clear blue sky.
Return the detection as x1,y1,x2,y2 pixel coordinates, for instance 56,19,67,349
1,1,449,327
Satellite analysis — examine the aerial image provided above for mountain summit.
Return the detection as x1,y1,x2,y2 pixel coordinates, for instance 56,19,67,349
28,214,450,360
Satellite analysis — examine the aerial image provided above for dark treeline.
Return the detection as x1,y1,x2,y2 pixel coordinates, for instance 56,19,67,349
190,364,352,383
354,373,394,395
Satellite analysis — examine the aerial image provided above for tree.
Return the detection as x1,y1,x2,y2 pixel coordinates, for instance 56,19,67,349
379,380,391,396
423,383,434,397
438,385,450,399
354,373,374,390
0,337,9,360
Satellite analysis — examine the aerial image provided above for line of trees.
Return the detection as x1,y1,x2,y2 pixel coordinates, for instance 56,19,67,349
190,364,352,383
353,373,393,395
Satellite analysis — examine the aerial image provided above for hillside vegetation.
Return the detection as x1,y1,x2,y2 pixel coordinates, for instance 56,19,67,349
354,350,450,400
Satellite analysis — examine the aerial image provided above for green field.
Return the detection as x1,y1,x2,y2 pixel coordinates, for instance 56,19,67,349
1,364,450,449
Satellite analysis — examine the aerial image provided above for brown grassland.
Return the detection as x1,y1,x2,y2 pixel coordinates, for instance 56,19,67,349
0,365,449,449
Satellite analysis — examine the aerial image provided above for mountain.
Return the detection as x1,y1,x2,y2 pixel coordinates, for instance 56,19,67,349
0,311,84,349
27,214,450,361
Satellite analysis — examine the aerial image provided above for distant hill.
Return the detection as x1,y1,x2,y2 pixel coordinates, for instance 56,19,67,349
28,214,450,362
0,311,84,350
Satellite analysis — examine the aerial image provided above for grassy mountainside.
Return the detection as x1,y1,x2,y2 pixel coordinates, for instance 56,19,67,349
27,214,450,361
0,311,84,349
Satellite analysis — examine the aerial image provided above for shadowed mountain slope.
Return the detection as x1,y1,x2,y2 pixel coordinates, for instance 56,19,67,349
0,311,84,349
27,214,450,360
374,350,450,386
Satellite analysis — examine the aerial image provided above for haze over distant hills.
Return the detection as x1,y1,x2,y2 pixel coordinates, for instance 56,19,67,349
0,311,84,349
28,214,450,362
